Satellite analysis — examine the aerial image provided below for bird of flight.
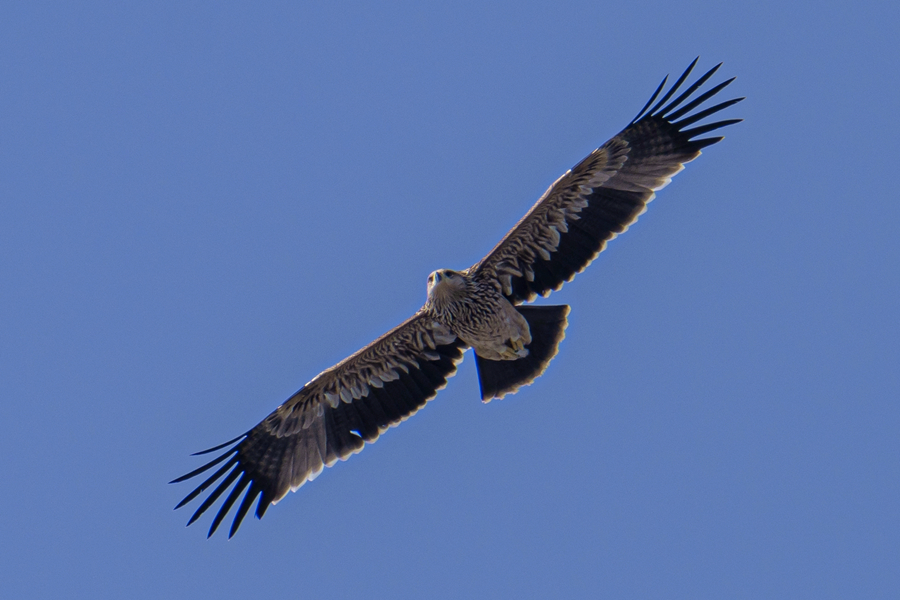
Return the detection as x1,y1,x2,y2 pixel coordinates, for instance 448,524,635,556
173,58,742,538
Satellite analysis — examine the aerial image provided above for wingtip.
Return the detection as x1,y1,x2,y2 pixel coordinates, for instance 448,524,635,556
207,514,225,539
631,74,669,124
191,433,246,456
170,471,197,485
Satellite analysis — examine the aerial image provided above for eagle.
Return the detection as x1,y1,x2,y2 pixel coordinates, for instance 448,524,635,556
173,58,742,537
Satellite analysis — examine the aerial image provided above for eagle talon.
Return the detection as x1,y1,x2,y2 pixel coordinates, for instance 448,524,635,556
495,337,529,360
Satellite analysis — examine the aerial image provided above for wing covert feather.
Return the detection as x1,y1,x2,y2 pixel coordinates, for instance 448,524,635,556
172,312,467,537
473,60,743,304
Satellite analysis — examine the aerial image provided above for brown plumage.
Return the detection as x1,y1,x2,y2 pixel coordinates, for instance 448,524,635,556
172,58,743,537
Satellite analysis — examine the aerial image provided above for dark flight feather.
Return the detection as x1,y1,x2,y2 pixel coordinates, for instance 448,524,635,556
473,59,743,304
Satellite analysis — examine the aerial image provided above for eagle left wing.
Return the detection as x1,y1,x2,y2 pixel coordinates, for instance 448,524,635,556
472,59,742,304
172,312,467,538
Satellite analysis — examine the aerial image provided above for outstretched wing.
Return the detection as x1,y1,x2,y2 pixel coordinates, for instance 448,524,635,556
473,59,743,304
172,312,467,537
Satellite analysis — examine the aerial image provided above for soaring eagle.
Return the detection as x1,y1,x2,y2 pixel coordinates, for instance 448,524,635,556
173,59,742,537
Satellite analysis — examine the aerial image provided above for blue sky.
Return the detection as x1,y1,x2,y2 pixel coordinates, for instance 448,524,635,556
2,1,898,598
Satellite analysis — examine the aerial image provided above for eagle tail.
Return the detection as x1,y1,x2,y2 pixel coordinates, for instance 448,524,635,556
475,304,570,401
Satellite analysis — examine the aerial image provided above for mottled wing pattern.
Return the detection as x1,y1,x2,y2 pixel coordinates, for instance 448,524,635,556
172,312,467,537
473,59,743,304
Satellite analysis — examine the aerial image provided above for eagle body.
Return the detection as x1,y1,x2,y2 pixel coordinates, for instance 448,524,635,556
425,268,532,362
173,59,743,538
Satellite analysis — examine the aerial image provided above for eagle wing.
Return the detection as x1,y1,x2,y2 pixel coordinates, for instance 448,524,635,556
472,59,743,304
172,312,467,537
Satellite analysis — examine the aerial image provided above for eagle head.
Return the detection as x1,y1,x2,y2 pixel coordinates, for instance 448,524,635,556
426,269,467,305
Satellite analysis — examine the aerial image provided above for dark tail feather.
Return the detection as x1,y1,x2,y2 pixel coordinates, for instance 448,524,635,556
475,305,570,401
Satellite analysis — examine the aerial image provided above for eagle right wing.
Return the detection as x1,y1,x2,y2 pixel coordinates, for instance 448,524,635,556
172,311,467,538
473,59,743,304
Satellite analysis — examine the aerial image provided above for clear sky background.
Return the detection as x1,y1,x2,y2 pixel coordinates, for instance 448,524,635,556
2,2,897,599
